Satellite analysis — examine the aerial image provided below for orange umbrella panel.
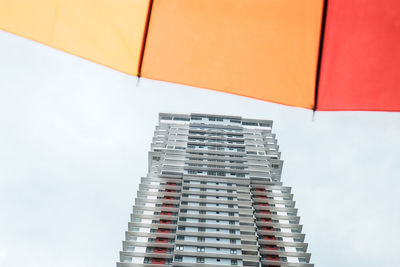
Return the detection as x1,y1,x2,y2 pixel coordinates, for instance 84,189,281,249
0,0,151,75
141,0,324,109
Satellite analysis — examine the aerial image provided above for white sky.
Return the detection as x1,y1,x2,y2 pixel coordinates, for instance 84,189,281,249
1,30,400,267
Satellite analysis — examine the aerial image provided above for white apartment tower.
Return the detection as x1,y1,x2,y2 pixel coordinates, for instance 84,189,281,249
117,113,312,267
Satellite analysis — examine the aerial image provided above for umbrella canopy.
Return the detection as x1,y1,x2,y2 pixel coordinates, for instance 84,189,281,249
317,0,400,111
1,0,399,111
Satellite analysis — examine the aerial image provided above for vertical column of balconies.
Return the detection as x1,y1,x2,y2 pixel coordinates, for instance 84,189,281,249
143,123,188,265
172,123,256,267
246,130,313,267
118,122,188,266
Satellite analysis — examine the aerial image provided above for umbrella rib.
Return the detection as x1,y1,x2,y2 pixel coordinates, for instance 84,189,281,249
314,0,329,112
137,0,154,78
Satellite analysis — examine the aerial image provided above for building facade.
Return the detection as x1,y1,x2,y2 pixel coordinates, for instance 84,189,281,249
117,113,312,267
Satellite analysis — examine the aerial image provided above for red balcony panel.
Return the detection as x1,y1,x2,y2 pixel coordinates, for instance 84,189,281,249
155,237,168,243
265,245,278,251
162,203,173,208
154,247,167,253
261,218,272,222
159,220,171,224
165,189,177,193
161,211,173,216
257,196,268,199
266,255,280,261
152,258,166,264
166,182,177,186
256,188,266,192
262,226,274,231
263,235,276,241
258,203,269,207
157,228,171,233
163,196,175,200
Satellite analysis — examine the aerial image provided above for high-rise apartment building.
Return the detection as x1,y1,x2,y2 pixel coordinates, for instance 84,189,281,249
117,113,312,267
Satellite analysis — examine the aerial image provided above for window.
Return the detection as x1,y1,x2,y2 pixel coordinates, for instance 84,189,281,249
176,246,184,251
174,117,190,121
197,247,205,252
196,257,205,263
197,237,205,242
177,235,184,240
242,121,258,126
230,239,236,244
174,256,182,262
231,259,238,265
230,249,237,254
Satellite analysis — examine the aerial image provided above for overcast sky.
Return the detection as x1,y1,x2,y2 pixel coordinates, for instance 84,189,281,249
1,30,400,267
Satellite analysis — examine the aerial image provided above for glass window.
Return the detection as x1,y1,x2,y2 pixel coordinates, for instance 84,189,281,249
196,257,205,263
299,258,307,263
